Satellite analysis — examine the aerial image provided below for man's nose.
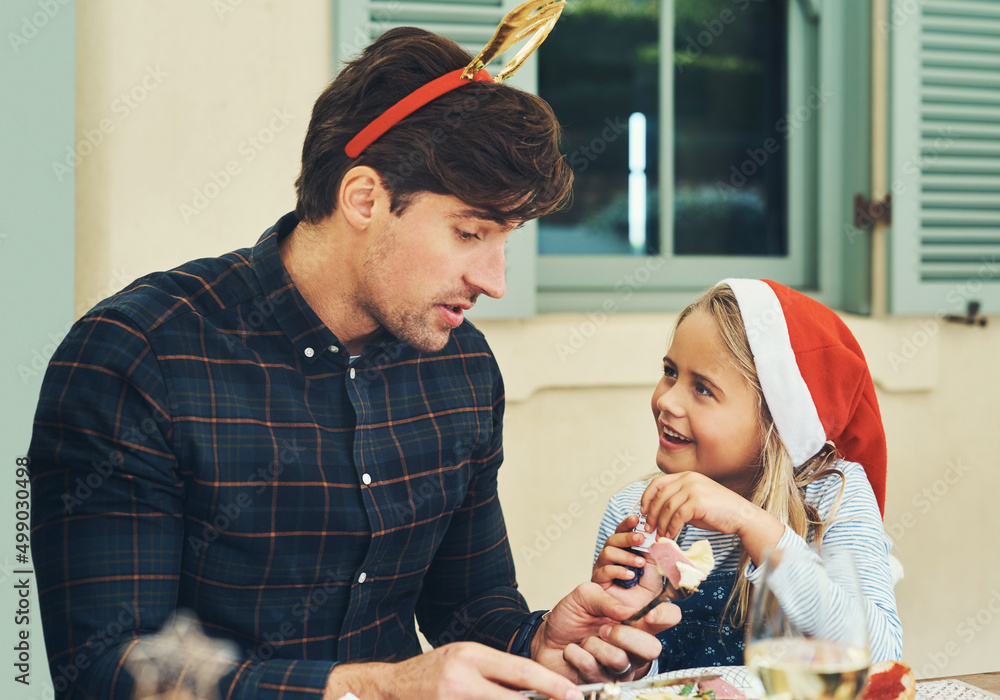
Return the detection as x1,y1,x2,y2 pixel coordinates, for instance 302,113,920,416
466,245,506,299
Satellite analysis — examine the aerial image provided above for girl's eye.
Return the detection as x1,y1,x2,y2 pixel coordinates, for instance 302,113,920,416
695,382,715,398
662,365,677,379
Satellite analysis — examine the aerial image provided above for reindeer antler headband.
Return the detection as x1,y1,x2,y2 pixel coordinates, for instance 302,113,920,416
344,0,566,159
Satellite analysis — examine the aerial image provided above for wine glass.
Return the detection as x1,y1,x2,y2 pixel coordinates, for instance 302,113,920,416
745,548,871,700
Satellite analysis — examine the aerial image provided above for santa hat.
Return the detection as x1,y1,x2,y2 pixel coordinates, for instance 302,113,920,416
721,279,887,515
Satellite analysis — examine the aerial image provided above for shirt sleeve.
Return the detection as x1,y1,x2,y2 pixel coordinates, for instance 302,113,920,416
593,481,648,564
744,463,903,662
414,360,534,651
29,310,335,700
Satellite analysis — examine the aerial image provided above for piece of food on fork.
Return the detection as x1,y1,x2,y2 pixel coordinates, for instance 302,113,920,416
647,538,715,592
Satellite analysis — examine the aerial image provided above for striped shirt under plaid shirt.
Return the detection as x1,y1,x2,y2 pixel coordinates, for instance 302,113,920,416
30,212,536,700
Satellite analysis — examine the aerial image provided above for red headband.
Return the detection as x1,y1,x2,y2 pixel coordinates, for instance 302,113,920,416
344,67,495,159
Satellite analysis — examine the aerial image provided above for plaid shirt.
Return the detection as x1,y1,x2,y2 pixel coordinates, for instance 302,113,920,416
30,213,534,700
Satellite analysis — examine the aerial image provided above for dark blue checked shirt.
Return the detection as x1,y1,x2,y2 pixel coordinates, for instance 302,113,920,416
30,212,537,700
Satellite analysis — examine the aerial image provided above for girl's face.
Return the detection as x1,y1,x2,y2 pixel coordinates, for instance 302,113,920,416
650,309,763,496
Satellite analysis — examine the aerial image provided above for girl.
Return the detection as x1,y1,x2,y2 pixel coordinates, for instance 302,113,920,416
588,279,901,675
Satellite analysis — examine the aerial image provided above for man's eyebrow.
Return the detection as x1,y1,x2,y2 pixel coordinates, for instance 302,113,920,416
448,208,494,221
448,208,511,227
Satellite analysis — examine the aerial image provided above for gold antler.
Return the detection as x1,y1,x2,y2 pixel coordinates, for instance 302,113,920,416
462,0,567,83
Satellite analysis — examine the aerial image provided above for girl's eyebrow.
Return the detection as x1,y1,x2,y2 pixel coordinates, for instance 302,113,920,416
693,370,724,396
666,354,725,396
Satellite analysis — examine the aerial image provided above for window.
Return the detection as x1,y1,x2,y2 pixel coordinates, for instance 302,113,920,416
536,0,817,311
538,0,788,258
335,1,939,316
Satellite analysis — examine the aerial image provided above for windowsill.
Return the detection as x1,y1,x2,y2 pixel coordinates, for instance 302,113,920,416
475,312,939,403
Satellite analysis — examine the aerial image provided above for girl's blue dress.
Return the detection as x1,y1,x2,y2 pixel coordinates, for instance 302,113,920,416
656,570,745,670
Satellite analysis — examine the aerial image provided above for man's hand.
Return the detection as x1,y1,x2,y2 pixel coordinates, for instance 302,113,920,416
325,642,583,700
531,582,680,685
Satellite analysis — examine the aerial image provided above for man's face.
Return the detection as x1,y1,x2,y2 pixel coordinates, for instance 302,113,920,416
357,191,515,352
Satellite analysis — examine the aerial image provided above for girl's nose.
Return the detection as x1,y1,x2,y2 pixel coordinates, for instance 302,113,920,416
656,382,685,417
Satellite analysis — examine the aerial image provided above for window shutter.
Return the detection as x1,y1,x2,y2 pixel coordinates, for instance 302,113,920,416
889,0,1000,315
332,0,539,318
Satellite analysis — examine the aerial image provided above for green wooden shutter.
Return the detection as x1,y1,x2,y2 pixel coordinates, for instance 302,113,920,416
332,0,539,318
889,0,1000,315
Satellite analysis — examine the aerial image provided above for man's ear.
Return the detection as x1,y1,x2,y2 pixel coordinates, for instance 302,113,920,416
338,166,388,231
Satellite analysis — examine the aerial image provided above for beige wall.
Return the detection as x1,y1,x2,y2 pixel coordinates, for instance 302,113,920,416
74,0,1000,680
75,0,330,316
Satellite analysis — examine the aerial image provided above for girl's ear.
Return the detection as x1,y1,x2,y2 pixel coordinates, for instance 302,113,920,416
338,166,388,231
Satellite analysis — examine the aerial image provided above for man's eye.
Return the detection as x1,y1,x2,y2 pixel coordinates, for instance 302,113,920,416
458,230,481,241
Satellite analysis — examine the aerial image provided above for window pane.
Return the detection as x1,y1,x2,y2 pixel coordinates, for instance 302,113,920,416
538,0,661,256
674,0,787,256
538,0,788,257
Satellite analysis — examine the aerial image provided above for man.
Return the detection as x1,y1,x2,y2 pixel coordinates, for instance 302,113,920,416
30,28,676,700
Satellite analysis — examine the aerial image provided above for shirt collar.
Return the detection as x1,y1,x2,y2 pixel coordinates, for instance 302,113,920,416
250,212,405,366
251,212,347,365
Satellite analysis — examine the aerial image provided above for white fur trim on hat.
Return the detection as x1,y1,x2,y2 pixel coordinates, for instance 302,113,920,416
720,279,826,466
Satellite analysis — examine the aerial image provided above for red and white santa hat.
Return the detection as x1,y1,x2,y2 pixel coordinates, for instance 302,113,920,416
721,279,887,515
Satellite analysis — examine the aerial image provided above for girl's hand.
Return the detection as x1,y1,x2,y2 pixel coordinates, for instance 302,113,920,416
593,516,668,618
640,472,784,564
593,515,647,586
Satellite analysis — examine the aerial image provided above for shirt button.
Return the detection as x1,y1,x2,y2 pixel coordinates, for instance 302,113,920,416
362,473,372,485
304,347,315,358
350,368,356,379
358,572,367,583
329,345,339,353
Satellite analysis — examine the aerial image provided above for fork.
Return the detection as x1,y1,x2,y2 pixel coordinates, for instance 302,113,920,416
622,574,695,626
462,0,567,83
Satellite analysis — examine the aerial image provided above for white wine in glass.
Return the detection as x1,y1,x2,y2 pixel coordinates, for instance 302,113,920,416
745,548,871,700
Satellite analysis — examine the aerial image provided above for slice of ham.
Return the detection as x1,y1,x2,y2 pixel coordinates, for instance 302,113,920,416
647,538,714,590
698,676,747,700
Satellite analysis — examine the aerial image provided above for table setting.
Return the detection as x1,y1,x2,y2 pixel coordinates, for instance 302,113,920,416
524,545,999,700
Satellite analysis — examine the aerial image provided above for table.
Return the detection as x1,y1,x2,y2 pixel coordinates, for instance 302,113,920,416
921,672,1000,697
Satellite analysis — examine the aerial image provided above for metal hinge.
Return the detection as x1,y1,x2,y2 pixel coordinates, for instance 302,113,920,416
853,192,892,229
945,301,987,327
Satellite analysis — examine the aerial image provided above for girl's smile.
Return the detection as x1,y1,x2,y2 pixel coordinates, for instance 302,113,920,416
659,423,693,449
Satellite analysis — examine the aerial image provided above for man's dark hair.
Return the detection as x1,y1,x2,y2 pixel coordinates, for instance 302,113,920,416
294,27,573,225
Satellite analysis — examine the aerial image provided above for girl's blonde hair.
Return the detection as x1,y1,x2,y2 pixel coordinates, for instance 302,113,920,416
674,283,844,628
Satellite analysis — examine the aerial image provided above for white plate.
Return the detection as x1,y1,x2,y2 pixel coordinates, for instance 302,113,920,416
521,666,764,700
624,666,765,700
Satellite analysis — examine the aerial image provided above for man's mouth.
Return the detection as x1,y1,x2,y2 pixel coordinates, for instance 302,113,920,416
437,303,470,329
